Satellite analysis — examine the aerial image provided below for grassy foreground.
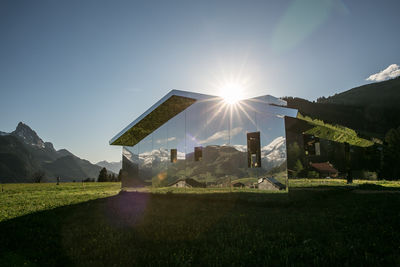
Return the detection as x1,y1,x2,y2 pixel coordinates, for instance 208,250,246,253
0,182,121,222
1,180,400,266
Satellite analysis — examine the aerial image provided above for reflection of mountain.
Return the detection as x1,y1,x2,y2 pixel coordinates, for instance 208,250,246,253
233,137,286,169
138,148,184,167
261,136,286,170
146,137,287,170
144,137,287,185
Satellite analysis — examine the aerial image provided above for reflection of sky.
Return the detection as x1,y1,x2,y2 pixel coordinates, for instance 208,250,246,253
198,127,242,145
128,97,288,159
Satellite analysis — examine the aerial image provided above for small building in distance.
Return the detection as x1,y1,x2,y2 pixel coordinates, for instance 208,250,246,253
258,177,286,190
310,162,338,178
168,178,205,188
232,182,245,188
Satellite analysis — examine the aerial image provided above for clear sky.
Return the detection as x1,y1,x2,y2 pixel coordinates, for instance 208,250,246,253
1,0,399,163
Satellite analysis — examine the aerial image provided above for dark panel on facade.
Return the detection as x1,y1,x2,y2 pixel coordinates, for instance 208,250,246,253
247,132,261,168
194,146,203,161
170,149,177,163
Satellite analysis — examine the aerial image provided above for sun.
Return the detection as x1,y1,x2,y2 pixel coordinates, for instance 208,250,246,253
219,83,245,104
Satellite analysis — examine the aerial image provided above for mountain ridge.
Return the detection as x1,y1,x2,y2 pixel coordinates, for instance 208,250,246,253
0,122,104,182
96,160,122,174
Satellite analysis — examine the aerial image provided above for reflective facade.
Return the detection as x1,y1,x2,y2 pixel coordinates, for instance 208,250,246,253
113,90,298,190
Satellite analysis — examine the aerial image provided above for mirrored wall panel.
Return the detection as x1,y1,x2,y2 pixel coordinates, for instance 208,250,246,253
121,97,291,191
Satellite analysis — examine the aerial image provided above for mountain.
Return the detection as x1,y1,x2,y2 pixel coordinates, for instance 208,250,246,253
284,77,400,138
261,136,286,170
44,156,102,179
0,135,40,182
57,149,74,158
0,122,103,182
12,122,46,148
96,160,122,174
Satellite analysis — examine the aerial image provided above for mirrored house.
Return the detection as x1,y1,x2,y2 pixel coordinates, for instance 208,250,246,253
110,90,298,190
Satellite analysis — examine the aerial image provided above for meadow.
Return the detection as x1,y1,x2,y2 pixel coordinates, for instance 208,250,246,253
1,180,400,266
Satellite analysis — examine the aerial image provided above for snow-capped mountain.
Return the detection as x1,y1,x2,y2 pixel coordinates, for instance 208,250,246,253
261,136,286,169
126,136,286,171
233,136,286,168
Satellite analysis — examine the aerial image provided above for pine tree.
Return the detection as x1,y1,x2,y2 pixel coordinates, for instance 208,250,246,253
293,159,304,178
117,169,123,182
98,167,108,182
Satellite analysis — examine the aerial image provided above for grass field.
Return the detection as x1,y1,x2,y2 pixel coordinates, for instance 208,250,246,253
0,182,121,222
1,180,400,266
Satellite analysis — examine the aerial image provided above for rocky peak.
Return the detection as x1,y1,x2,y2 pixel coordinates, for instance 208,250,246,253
44,142,55,151
12,122,45,148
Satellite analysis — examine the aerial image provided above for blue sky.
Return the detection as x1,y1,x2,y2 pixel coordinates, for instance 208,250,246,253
1,0,399,163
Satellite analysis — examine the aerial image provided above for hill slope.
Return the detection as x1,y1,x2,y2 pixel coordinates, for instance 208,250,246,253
284,77,400,138
319,76,400,109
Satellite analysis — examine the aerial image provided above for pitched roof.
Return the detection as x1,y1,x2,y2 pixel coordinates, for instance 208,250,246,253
310,162,338,173
168,178,205,188
109,90,209,146
258,177,285,190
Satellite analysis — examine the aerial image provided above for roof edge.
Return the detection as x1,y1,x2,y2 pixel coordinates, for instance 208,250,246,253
109,90,217,145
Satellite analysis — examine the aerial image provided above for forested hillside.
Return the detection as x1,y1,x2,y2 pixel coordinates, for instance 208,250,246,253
283,77,400,139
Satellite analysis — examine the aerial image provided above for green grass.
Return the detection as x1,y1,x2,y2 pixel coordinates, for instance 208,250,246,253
289,178,400,188
0,182,121,222
297,113,374,147
1,181,400,266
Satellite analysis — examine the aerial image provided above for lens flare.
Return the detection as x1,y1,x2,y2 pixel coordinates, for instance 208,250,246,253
219,83,244,104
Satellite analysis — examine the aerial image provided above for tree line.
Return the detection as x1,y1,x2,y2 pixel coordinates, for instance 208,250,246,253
97,167,122,182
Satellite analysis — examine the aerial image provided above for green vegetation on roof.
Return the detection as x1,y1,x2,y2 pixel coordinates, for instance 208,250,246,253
297,113,374,147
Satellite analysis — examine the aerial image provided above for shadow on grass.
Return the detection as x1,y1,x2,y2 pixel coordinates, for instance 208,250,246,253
1,189,400,266
0,191,288,266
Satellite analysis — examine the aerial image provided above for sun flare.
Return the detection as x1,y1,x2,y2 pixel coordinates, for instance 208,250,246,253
219,83,245,104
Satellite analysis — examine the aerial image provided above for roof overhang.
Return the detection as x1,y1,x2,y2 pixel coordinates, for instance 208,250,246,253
109,90,212,146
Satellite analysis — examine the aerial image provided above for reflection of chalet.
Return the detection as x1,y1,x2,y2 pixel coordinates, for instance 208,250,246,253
232,182,245,188
257,177,285,190
168,178,205,188
310,162,338,178
285,116,376,179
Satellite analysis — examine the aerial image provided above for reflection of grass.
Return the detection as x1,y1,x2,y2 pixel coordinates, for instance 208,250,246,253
150,187,286,195
289,178,400,188
1,181,400,265
297,113,374,147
